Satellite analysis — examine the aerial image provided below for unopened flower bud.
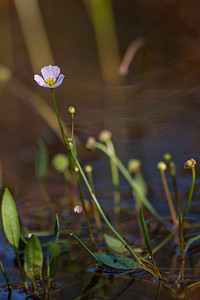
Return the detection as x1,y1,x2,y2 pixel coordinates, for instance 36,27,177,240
67,137,73,150
98,130,112,142
84,164,93,173
157,161,167,171
73,166,79,173
163,153,171,163
68,106,75,115
128,159,141,172
184,158,196,169
86,137,96,150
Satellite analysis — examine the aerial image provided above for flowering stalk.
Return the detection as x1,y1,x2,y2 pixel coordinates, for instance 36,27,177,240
157,162,178,228
98,131,120,214
84,165,101,229
183,159,196,222
74,166,95,243
170,168,185,281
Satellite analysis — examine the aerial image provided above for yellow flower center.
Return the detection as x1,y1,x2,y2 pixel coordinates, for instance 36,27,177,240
45,77,57,87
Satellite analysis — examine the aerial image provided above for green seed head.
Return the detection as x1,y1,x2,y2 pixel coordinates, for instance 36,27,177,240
68,106,75,115
98,130,112,142
157,161,167,171
52,153,69,172
163,153,171,163
86,137,96,150
84,164,93,173
128,159,141,172
184,158,196,169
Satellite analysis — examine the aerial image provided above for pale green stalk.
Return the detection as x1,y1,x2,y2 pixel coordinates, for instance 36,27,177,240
95,142,162,222
183,167,195,221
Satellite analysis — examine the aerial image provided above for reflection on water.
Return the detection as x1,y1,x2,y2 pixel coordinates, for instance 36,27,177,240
1,0,200,299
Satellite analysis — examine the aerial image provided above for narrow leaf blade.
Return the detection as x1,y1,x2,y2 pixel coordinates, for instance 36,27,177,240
24,235,43,280
1,188,20,248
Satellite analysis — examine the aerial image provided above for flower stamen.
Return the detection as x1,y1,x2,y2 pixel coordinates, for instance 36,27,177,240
45,77,57,87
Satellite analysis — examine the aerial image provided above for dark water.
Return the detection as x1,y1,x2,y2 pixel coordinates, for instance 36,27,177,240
1,0,200,298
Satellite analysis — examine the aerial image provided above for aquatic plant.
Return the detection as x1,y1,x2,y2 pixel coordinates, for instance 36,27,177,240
1,65,200,299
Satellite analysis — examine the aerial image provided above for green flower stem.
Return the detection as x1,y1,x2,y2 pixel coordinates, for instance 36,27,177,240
50,91,157,277
104,139,120,214
159,169,178,228
85,166,101,229
171,175,185,280
183,167,195,222
69,230,103,266
75,172,95,243
14,248,28,290
95,142,162,223
0,259,12,290
51,89,68,145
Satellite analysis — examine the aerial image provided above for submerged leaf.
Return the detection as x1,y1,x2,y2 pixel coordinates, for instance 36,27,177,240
1,188,20,248
35,139,48,181
104,234,127,253
24,235,43,280
95,252,141,270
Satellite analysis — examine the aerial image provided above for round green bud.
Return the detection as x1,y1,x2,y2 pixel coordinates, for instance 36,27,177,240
163,153,171,163
52,153,69,172
68,106,75,115
157,161,167,171
128,159,141,172
86,137,96,150
184,158,196,169
84,164,93,173
98,130,112,142
73,166,79,173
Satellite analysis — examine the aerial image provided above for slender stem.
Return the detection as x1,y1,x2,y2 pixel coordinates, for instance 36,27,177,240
70,230,103,266
171,175,185,280
95,142,162,223
0,259,12,290
104,139,120,214
75,172,95,243
85,167,101,229
183,167,195,221
71,115,74,142
51,89,68,145
14,248,28,290
159,170,178,228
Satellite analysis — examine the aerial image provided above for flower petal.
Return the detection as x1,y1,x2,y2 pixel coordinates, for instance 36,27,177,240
51,74,65,88
41,65,60,81
34,74,49,87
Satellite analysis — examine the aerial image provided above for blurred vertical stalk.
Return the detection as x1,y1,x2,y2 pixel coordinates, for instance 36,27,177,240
84,0,121,84
14,0,54,72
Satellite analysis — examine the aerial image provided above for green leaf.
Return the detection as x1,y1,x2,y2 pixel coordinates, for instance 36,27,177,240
35,139,48,181
139,208,152,254
104,234,127,253
1,188,20,248
52,214,59,243
94,252,141,270
24,235,43,280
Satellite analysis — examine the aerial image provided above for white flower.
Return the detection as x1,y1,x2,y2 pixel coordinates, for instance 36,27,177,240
34,65,65,88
